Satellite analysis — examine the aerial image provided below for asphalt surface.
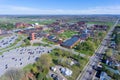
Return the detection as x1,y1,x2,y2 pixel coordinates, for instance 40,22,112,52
0,35,25,53
0,34,18,49
77,19,119,80
0,46,52,77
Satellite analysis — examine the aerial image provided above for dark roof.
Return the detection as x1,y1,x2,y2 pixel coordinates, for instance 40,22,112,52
48,35,55,40
80,33,88,40
100,72,111,80
61,36,80,47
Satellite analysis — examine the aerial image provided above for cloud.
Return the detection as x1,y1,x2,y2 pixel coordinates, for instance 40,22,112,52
0,5,120,14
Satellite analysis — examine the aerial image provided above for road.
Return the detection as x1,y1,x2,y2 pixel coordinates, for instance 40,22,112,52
76,19,119,80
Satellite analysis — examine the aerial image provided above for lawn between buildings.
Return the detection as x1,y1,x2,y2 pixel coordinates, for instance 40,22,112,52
42,38,56,45
58,30,78,40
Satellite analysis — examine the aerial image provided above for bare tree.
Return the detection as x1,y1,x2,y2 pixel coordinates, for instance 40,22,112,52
0,68,25,80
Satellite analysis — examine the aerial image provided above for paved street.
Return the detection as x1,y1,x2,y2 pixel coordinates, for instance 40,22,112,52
77,19,119,80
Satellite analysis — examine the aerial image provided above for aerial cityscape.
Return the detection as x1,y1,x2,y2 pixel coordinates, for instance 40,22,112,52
0,0,120,80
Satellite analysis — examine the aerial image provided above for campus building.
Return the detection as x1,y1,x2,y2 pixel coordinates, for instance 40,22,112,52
61,36,80,48
29,33,36,40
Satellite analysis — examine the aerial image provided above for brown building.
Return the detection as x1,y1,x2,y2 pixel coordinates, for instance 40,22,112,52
29,33,36,40
15,22,32,28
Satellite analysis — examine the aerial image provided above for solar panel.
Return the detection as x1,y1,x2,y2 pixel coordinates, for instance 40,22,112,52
62,37,80,47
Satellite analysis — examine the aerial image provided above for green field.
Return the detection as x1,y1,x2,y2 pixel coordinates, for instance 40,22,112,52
0,36,4,39
58,30,78,39
42,38,55,45
87,21,114,26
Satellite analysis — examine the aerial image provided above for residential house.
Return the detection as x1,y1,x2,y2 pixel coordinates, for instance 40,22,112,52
60,68,72,76
100,72,111,80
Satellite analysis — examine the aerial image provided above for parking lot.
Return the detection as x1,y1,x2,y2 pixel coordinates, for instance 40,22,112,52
0,34,18,49
0,46,52,77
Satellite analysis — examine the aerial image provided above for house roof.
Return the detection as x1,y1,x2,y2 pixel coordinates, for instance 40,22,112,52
61,68,72,76
61,36,80,47
100,72,111,80
80,33,88,40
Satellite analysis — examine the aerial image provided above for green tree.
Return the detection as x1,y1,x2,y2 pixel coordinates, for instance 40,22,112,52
24,39,31,46
114,54,120,61
36,54,52,72
37,73,44,80
106,49,112,57
75,40,96,56
31,66,38,74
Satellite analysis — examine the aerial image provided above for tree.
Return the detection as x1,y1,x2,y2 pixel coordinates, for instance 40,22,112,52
54,48,63,56
36,54,52,72
37,73,44,80
106,49,112,57
31,66,38,74
0,68,24,80
115,33,120,50
37,73,52,80
24,39,31,46
114,54,120,61
0,23,14,30
75,40,96,56
113,73,120,80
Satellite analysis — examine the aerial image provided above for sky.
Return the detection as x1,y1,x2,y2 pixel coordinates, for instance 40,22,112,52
0,0,120,15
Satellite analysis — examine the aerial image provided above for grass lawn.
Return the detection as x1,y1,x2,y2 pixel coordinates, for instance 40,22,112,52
38,19,55,25
33,43,50,47
23,64,33,72
42,38,55,45
0,36,4,39
58,30,78,39
67,58,88,80
79,50,93,56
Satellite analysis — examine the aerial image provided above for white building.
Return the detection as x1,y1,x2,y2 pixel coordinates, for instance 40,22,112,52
60,67,72,76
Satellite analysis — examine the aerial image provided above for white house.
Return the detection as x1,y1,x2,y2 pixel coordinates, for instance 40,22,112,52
60,67,72,76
